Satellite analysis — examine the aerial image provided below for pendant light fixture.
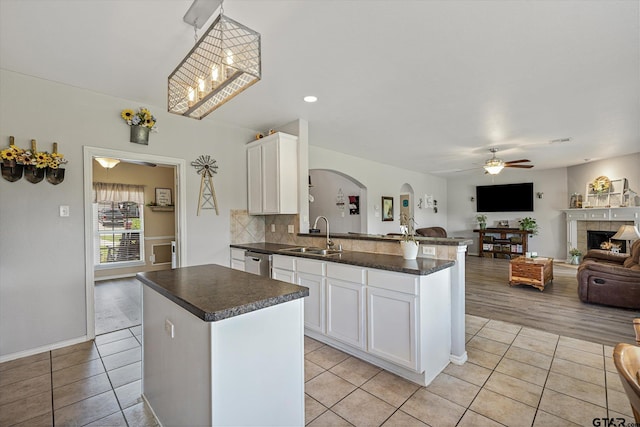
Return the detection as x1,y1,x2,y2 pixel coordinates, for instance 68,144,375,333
168,0,261,120
95,158,120,169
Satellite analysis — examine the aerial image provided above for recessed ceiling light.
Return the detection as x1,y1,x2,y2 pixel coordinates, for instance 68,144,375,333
303,95,318,103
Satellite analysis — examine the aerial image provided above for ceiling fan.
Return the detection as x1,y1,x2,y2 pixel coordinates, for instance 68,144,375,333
483,148,534,175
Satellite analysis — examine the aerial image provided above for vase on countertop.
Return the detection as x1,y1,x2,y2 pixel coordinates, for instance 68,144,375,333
400,241,419,260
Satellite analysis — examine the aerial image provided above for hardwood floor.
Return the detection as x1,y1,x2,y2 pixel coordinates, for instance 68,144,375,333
95,278,141,335
465,255,639,347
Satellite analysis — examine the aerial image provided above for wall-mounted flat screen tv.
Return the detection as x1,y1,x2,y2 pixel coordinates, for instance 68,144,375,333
476,182,534,212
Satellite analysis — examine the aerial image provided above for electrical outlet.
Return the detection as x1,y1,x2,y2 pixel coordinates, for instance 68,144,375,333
164,319,174,338
287,225,294,233
150,254,156,263
271,224,275,232
422,245,436,256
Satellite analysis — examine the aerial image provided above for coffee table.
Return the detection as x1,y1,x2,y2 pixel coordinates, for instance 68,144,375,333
509,256,553,291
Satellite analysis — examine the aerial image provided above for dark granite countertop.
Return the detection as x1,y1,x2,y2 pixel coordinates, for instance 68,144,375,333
298,232,473,246
137,264,309,322
230,243,455,276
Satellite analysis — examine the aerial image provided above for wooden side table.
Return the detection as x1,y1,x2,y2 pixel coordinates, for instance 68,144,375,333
509,256,554,291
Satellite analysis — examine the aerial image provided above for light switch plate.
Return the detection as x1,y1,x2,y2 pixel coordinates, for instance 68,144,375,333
59,205,70,217
287,225,294,233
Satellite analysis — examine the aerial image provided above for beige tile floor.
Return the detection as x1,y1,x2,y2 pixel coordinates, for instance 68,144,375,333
0,316,635,426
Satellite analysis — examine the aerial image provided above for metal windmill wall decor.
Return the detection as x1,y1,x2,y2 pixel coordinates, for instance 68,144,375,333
191,155,219,215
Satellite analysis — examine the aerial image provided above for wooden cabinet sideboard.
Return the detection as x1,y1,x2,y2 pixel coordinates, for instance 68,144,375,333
474,228,532,259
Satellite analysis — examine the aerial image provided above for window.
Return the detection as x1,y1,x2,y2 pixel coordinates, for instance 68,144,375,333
93,183,145,267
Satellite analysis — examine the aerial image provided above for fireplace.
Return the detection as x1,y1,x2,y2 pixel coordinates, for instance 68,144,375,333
587,230,626,252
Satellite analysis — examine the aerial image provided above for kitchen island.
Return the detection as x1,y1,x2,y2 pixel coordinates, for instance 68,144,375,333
137,264,309,427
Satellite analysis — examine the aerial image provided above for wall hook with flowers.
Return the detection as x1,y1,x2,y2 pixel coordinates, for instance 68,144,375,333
121,107,157,145
1,136,67,184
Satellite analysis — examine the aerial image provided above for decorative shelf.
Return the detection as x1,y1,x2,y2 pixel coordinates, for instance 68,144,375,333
149,206,174,212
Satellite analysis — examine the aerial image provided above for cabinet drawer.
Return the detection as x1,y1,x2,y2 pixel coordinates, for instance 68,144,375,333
272,255,295,271
230,248,245,260
297,258,325,275
368,269,418,295
326,263,365,284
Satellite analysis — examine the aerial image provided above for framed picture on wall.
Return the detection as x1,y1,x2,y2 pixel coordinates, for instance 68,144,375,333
155,188,172,206
382,196,394,221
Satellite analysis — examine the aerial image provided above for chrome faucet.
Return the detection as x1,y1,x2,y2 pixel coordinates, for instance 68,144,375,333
313,216,334,250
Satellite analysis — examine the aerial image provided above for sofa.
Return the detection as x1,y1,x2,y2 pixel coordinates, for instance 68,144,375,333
416,227,447,238
577,239,640,309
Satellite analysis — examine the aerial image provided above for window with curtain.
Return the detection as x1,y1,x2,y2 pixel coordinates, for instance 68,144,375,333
93,182,145,267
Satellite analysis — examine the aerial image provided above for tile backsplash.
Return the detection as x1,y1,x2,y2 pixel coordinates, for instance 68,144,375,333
230,210,265,244
230,210,462,261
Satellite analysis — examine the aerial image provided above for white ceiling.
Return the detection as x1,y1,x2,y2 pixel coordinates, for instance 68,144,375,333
1,0,638,176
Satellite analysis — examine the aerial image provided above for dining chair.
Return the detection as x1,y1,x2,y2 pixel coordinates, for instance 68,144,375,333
613,319,640,423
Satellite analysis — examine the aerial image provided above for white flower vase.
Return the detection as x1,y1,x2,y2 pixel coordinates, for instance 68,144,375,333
401,241,419,260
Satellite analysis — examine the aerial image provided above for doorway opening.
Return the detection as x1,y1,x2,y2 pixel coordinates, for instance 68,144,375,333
83,147,187,339
308,169,367,234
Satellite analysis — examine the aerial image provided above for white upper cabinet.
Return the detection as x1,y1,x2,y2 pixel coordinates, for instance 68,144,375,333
247,132,299,215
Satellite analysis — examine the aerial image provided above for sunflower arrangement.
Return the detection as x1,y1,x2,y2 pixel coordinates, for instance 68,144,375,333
121,107,157,130
0,139,67,168
0,143,25,164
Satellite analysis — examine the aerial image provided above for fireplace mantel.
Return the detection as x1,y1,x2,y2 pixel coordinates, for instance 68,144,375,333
562,207,640,260
562,207,640,223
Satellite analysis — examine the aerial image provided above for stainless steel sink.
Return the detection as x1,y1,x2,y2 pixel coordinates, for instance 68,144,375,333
279,247,343,256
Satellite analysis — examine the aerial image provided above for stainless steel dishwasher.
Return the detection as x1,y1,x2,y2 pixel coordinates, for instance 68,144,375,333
244,251,272,277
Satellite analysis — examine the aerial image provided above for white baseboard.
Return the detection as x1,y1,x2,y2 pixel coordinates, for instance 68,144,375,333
95,273,137,282
450,351,468,365
0,335,89,363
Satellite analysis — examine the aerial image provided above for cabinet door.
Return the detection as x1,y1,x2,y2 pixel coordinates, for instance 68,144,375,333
247,144,263,214
272,267,295,284
297,272,325,333
230,259,245,272
261,138,279,214
367,287,418,370
326,278,365,349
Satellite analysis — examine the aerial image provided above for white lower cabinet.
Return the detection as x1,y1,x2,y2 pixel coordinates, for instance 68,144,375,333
326,277,365,349
367,287,418,370
272,255,296,284
297,272,325,333
267,253,452,386
230,248,245,272
272,267,295,284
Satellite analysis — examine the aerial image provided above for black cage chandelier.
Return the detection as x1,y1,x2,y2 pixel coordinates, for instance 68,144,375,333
168,3,261,120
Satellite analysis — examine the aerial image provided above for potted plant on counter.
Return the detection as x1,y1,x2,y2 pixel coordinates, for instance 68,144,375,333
518,217,539,235
400,213,419,260
475,214,487,230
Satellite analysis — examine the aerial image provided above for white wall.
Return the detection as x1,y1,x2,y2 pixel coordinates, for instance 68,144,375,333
567,153,640,202
0,70,255,358
309,146,447,235
446,168,569,258
309,169,364,234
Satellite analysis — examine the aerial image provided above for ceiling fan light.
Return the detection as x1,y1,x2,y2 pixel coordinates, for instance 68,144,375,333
483,159,504,175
